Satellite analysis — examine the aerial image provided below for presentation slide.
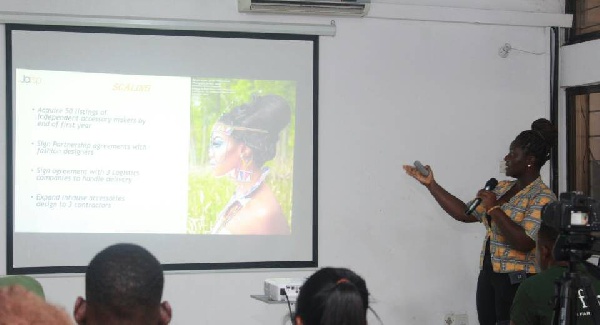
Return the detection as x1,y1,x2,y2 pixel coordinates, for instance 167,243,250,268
7,25,315,272
15,69,295,235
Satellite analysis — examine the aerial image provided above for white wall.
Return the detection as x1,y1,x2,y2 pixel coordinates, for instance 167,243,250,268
0,1,560,324
376,0,565,13
561,40,600,87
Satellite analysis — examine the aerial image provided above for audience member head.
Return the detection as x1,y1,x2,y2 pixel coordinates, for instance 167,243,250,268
512,118,558,170
536,222,560,271
295,267,369,325
0,275,45,299
0,285,72,325
73,243,171,325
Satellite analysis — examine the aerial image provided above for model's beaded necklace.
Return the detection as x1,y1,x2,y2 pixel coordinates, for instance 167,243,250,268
210,168,270,234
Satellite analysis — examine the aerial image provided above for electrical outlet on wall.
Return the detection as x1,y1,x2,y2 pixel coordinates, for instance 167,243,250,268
444,313,469,325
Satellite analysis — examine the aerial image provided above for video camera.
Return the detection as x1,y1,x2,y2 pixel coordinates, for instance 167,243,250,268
541,192,600,260
542,192,600,233
542,193,600,324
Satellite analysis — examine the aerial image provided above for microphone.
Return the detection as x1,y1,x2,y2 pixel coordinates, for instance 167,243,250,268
465,178,498,215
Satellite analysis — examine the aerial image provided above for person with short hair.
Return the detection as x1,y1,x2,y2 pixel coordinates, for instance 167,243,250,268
73,243,172,325
510,223,600,325
294,267,370,325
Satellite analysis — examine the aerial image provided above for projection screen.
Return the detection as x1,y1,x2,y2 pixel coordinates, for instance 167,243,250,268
5,24,317,274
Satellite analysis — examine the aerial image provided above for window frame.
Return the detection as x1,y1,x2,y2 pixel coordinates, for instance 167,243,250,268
565,0,600,44
565,85,600,195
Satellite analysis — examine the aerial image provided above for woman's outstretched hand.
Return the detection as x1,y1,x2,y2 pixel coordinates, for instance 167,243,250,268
403,164,434,187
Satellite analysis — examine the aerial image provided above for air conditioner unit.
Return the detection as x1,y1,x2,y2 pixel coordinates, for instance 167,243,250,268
238,0,371,17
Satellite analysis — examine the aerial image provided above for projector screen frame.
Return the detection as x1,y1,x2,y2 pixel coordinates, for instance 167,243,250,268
5,23,319,274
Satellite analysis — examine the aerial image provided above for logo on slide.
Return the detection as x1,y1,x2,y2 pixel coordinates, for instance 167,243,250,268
19,75,42,84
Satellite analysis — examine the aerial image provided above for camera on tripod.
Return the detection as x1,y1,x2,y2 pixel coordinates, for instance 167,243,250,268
541,192,600,260
541,192,600,325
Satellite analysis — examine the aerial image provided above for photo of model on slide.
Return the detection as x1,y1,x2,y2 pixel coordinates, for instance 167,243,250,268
187,78,296,235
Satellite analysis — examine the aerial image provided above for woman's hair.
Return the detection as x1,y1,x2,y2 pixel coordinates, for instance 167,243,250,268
513,118,558,169
218,94,291,166
295,267,369,325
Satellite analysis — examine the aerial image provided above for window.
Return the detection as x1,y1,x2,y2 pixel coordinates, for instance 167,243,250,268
566,86,600,200
566,0,600,43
